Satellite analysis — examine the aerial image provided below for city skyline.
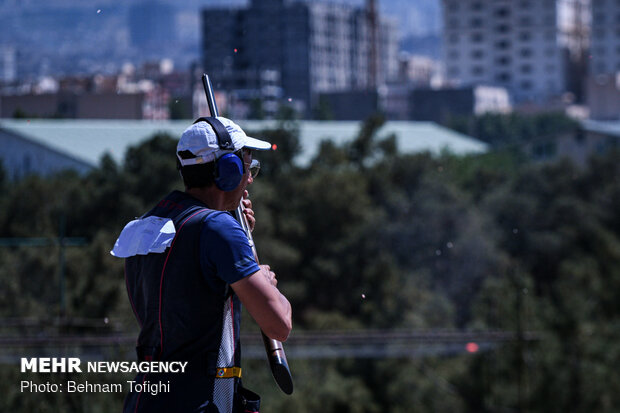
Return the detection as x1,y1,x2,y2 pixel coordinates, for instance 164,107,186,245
0,0,442,81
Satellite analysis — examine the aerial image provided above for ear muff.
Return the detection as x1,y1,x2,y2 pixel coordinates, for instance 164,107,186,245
192,116,243,192
215,152,244,191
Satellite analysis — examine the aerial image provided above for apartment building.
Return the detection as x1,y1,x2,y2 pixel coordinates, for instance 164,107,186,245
0,45,16,83
201,0,397,117
587,0,620,119
590,0,620,75
442,0,589,104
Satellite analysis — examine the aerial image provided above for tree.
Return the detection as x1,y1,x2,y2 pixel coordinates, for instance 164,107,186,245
2,123,620,412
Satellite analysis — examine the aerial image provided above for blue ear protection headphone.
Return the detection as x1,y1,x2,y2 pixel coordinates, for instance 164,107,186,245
193,117,244,191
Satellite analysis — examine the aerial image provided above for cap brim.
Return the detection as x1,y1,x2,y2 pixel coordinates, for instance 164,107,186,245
245,136,272,150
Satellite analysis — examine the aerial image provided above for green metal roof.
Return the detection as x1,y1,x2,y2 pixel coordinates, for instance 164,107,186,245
241,120,489,165
581,120,620,138
0,119,189,167
0,119,488,168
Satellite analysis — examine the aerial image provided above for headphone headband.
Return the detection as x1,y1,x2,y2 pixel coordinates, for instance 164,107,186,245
193,117,234,151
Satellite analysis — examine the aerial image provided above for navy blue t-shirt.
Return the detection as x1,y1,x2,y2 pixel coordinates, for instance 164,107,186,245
199,211,260,288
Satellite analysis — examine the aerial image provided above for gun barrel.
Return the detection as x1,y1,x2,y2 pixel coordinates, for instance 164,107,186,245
201,73,293,395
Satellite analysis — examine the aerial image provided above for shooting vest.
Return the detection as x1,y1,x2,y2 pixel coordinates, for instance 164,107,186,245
121,190,242,413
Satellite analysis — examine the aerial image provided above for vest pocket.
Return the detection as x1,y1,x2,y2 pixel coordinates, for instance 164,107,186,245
234,385,260,413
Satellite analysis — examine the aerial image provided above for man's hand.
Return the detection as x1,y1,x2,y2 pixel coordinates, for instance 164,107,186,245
231,264,292,342
242,190,255,232
260,264,277,286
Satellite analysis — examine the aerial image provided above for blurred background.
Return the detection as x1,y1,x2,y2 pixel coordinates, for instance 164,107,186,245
1,0,620,412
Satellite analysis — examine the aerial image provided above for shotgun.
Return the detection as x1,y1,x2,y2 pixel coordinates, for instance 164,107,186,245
201,74,294,395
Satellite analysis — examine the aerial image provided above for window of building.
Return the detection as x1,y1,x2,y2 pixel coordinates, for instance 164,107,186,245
496,56,511,65
446,1,459,10
495,7,510,17
519,16,533,26
521,64,532,73
495,24,511,33
471,49,484,58
448,33,459,43
448,66,460,77
471,17,483,28
471,32,484,42
496,72,511,82
520,48,533,57
519,32,532,41
521,80,532,90
496,40,511,49
520,1,531,8
472,66,484,76
448,49,460,59
472,2,483,11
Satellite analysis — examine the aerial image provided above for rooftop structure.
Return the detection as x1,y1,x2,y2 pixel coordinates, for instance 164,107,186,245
0,119,488,179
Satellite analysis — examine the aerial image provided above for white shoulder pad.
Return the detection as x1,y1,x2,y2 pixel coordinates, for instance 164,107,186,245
110,216,176,258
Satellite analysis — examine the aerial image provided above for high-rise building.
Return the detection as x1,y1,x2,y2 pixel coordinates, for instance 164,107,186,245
590,0,620,76
0,45,16,83
441,0,590,104
128,1,176,52
201,0,398,117
588,0,620,119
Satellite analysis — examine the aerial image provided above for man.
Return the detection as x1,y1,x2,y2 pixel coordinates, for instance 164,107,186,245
111,117,292,413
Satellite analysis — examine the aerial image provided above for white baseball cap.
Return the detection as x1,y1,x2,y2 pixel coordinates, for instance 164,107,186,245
177,117,271,166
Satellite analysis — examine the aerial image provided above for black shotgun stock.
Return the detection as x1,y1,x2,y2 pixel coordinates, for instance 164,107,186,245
201,74,294,395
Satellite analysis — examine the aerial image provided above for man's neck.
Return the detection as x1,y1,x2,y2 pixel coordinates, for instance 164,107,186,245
185,187,226,211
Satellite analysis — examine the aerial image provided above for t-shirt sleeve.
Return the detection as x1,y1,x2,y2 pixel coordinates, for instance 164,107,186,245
199,211,260,284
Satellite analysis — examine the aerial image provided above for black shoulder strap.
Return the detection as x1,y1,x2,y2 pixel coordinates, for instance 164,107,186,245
193,117,234,151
